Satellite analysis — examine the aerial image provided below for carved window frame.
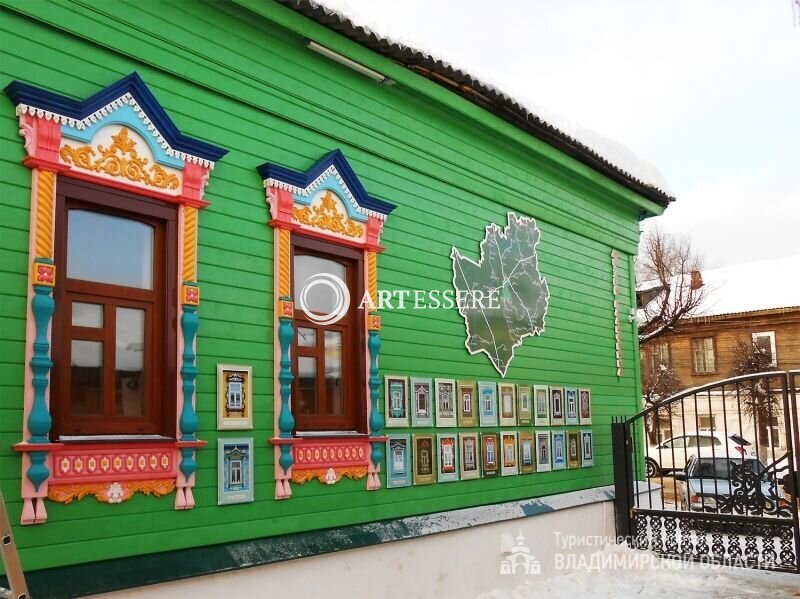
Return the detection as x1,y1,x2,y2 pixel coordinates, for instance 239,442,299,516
5,73,227,523
257,150,395,498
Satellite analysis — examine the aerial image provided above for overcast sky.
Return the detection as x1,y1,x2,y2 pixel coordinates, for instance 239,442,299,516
320,0,799,269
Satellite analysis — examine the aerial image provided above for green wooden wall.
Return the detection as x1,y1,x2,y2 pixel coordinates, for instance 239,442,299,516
0,0,658,573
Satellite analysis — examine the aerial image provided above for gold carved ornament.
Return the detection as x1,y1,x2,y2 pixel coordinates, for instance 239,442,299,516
48,479,175,504
291,466,368,485
60,127,180,190
292,190,364,238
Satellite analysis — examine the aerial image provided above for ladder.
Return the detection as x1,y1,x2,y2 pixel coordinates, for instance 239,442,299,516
0,488,27,599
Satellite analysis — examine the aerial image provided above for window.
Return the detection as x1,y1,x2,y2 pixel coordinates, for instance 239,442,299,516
52,179,177,437
692,337,716,373
229,459,243,486
291,236,364,431
486,439,496,465
646,341,670,372
698,415,715,432
752,331,777,367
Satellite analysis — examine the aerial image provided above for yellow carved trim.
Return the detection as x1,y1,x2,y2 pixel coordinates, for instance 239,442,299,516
60,127,180,190
48,479,175,504
367,251,377,305
182,206,198,282
292,191,364,238
278,227,291,298
291,466,368,485
34,170,55,259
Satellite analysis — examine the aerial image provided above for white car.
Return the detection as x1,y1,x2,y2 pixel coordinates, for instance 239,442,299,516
646,432,756,478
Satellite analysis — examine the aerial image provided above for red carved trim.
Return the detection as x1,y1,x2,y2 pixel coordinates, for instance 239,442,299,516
49,442,179,484
174,440,207,449
35,117,62,164
181,162,209,204
366,216,383,247
14,442,65,453
60,170,209,208
22,156,71,173
268,219,300,231
292,438,370,470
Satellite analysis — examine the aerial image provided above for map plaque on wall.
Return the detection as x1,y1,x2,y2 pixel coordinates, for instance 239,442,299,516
451,213,550,377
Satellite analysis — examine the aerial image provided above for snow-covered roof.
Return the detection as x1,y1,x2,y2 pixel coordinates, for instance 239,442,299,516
280,0,675,209
694,255,800,318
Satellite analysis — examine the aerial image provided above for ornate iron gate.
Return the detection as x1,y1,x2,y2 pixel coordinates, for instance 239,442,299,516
613,370,800,572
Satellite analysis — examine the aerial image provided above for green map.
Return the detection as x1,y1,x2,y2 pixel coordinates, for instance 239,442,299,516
451,213,549,377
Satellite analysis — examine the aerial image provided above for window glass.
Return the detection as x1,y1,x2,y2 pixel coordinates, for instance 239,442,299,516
115,307,145,417
67,210,154,289
70,340,103,415
72,302,103,328
324,331,343,416
293,254,346,315
670,437,686,448
298,356,317,414
297,327,316,347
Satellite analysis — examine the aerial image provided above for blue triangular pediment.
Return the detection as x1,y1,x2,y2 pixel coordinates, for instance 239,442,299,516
257,149,396,219
4,72,227,164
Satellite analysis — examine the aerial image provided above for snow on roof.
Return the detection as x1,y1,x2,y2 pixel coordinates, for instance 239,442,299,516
286,0,674,204
695,255,800,318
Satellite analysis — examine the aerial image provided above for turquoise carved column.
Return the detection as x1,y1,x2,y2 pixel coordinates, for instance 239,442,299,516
179,291,200,482
276,297,295,497
28,261,56,491
367,314,383,489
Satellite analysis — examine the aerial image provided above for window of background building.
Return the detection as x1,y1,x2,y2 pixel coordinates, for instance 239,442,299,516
752,331,778,367
692,337,716,374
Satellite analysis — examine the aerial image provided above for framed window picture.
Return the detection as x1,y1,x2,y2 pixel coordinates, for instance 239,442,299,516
437,433,459,482
500,432,518,476
519,431,535,474
478,381,498,427
517,385,532,425
550,386,565,426
498,383,516,426
533,385,550,427
217,365,253,430
435,378,457,427
459,432,480,480
218,437,254,505
411,377,434,427
413,434,436,485
567,430,581,469
551,430,567,470
385,375,409,428
579,388,592,425
536,431,551,473
386,434,412,488
481,432,499,478
565,387,579,425
457,380,478,427
581,430,594,467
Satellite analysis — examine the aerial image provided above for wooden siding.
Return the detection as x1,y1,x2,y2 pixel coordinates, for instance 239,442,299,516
646,309,800,389
0,0,650,572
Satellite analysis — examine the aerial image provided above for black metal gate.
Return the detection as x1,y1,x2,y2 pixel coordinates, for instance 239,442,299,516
612,370,800,572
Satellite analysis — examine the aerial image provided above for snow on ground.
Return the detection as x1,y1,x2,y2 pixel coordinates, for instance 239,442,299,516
315,0,672,194
477,543,799,599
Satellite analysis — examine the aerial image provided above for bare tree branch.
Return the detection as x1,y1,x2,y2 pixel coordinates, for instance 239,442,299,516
637,227,707,343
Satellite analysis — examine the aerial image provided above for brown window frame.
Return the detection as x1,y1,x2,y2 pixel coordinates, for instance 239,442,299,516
51,178,177,437
291,235,365,433
691,336,717,375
